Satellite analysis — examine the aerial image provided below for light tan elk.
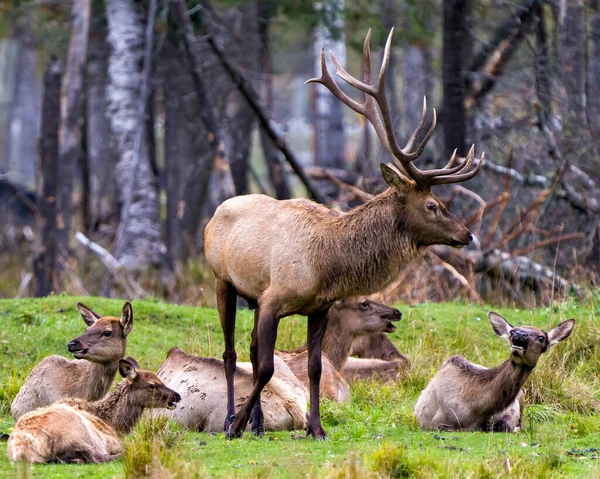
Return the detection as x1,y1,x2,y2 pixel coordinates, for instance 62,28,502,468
414,312,575,432
156,347,307,432
11,302,133,420
204,28,483,439
281,298,404,396
8,358,180,464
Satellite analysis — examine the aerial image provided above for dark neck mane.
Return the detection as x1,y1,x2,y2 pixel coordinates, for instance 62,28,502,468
313,189,420,301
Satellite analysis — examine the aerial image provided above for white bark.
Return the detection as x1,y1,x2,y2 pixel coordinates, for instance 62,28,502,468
313,0,346,170
105,0,162,268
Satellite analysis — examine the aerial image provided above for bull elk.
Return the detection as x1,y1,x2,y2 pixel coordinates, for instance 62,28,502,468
204,28,484,439
8,358,181,464
414,312,575,432
11,302,133,420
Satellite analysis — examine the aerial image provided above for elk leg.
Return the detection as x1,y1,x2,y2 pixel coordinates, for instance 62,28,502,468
249,308,264,435
306,308,330,440
230,310,280,439
216,279,238,435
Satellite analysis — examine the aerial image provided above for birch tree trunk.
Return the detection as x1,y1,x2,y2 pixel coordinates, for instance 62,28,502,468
105,0,162,268
56,0,92,273
2,11,40,186
313,0,346,170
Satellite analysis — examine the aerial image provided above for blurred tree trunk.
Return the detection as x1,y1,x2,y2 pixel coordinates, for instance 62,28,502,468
0,39,19,173
442,0,471,157
588,0,600,137
534,1,552,126
105,0,162,268
313,0,346,170
227,3,259,195
257,0,291,199
56,0,92,274
86,8,114,233
163,38,213,262
2,10,40,186
559,0,586,127
33,58,62,297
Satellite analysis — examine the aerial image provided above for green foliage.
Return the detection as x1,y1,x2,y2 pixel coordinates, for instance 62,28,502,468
0,297,600,477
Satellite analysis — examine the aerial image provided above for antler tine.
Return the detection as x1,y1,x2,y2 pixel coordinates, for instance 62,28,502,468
305,48,367,116
363,29,372,85
415,145,476,180
428,151,485,186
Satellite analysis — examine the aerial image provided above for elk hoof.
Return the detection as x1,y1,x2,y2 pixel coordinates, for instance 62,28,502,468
250,407,264,436
224,414,236,439
306,424,328,440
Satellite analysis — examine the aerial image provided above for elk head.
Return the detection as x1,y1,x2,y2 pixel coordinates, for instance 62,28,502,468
335,298,401,334
306,28,483,248
119,358,181,410
489,312,575,369
67,302,133,362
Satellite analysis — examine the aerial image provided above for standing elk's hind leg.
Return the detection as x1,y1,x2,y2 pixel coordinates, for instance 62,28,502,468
249,308,264,436
306,308,330,440
216,279,238,438
230,309,280,438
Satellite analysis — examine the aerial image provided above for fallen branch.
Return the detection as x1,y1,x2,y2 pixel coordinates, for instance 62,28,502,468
75,232,145,298
510,232,585,257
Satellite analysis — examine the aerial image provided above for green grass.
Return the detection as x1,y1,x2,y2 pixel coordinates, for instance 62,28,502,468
1,296,600,477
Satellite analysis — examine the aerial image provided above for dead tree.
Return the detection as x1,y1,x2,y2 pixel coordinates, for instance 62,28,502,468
56,0,92,278
32,58,62,297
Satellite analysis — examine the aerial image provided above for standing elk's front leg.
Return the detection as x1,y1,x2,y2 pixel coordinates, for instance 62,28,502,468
229,309,280,438
249,308,265,435
216,279,238,438
306,308,330,439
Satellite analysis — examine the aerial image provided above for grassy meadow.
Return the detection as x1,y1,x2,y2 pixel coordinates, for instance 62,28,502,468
0,295,599,478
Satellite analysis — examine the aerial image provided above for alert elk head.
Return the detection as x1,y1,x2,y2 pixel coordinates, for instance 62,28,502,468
489,312,575,369
334,298,401,335
67,302,133,363
118,358,181,411
306,28,484,248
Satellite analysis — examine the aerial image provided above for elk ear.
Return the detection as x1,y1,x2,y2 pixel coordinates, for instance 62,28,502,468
488,312,513,339
380,163,413,193
77,303,102,327
120,302,133,337
119,358,138,380
124,356,140,369
547,319,575,347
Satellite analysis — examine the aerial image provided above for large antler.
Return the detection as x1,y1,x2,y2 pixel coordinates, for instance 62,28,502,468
306,28,484,189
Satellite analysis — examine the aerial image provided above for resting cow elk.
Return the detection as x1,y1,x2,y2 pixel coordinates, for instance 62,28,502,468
11,302,133,420
156,347,307,432
8,358,181,464
414,312,574,432
204,28,483,439
282,298,404,395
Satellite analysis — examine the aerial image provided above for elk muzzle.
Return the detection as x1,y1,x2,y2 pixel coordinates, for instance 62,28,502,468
67,339,88,359
166,392,182,410
383,308,402,332
510,330,529,356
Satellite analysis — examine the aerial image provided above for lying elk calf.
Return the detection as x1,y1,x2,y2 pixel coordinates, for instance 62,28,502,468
11,302,133,420
156,347,307,432
414,312,575,432
204,28,483,440
8,358,180,464
280,298,405,397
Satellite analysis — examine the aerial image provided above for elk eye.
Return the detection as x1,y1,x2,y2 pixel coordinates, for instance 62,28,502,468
537,336,545,342
102,331,112,337
426,202,437,212
360,301,369,309
149,384,156,390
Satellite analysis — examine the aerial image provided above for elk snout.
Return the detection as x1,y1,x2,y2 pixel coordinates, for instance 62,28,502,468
167,392,182,410
67,339,88,358
510,330,529,354
383,308,402,332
